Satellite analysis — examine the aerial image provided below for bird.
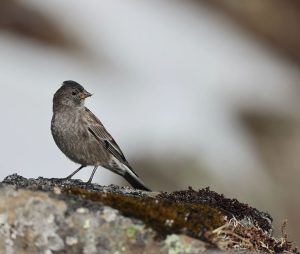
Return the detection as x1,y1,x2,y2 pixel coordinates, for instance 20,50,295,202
51,80,151,191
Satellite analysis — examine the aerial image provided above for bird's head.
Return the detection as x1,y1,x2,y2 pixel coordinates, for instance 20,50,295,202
53,80,92,110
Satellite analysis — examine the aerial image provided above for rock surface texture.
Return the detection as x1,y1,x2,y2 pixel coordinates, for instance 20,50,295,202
0,174,298,254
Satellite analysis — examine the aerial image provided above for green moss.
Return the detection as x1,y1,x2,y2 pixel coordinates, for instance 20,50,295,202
63,187,225,242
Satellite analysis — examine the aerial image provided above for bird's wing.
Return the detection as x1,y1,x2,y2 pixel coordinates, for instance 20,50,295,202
84,107,138,175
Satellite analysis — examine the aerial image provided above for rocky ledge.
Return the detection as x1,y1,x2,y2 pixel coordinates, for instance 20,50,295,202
0,174,297,254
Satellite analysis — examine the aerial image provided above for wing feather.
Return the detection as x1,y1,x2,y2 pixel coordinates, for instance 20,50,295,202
84,107,137,175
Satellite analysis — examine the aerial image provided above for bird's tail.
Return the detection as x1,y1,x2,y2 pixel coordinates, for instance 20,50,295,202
123,168,152,192
107,158,152,191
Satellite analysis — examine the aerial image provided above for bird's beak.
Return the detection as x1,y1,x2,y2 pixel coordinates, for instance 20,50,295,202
80,90,92,100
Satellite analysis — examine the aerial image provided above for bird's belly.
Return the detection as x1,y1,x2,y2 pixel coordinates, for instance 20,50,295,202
52,118,109,166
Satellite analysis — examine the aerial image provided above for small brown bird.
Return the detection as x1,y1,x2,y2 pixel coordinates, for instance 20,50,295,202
51,80,151,191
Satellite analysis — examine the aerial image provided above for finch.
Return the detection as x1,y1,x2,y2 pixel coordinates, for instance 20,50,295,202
51,80,151,191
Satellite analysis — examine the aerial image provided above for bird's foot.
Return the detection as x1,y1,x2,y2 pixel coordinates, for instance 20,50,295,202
86,179,93,185
62,176,72,182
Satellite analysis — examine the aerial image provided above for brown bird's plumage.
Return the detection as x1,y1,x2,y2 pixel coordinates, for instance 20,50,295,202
51,80,151,191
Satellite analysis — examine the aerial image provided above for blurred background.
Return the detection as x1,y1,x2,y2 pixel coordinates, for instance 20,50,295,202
0,0,300,245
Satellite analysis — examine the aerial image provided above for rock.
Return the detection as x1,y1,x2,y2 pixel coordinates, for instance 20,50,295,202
0,174,298,253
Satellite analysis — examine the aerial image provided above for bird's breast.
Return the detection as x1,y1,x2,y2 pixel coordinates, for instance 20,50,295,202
52,111,87,140
51,110,106,165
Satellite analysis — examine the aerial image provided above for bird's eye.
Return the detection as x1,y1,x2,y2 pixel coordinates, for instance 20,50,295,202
72,91,77,95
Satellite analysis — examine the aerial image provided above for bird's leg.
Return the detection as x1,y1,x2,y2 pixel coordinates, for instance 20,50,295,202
64,165,86,180
87,166,98,184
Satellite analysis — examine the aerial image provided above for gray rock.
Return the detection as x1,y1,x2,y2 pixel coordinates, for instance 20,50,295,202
0,176,208,254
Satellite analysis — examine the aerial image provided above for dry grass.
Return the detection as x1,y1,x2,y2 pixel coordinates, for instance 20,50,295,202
208,217,298,253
